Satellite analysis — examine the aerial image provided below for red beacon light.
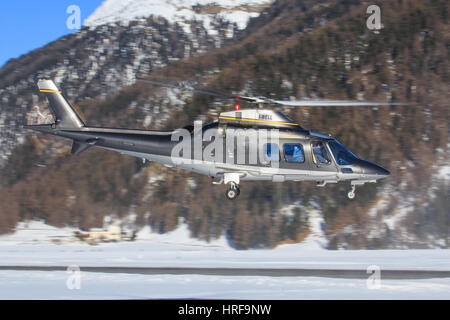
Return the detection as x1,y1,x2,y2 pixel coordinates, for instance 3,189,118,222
234,104,240,110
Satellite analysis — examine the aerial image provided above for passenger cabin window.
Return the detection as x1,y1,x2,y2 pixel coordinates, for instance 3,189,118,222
264,143,280,162
284,144,305,163
311,141,331,165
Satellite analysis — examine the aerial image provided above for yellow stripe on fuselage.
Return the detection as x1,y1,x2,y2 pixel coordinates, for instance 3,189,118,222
218,116,299,126
39,89,62,93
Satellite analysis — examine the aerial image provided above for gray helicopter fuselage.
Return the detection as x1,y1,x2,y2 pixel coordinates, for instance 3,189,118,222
25,79,393,200
28,121,389,185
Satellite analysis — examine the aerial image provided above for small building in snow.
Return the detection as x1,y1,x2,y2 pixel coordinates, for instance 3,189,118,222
87,225,121,242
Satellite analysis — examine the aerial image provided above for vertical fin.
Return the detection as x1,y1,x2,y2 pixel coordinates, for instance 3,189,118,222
37,80,85,129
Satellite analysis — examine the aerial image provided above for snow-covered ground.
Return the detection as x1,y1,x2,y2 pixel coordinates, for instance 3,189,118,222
0,221,449,299
2,271,450,300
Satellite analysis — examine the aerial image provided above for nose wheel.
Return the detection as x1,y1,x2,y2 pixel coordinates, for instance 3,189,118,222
347,185,356,199
226,182,240,200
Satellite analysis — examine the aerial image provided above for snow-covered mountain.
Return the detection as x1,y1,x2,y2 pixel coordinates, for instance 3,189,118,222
0,0,448,251
85,0,274,33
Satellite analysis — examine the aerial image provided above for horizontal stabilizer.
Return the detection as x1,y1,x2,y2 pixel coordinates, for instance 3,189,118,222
71,141,92,155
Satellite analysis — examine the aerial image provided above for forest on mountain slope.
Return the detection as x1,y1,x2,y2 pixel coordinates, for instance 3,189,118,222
0,0,448,249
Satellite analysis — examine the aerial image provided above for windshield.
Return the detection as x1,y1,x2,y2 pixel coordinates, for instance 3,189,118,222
328,140,358,165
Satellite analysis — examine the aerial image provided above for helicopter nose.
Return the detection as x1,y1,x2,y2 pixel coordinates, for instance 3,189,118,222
373,165,390,178
359,160,390,178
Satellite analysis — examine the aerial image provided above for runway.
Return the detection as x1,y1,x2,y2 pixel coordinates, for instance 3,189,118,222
1,266,450,279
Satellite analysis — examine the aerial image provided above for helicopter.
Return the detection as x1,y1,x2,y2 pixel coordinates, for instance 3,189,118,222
24,79,400,200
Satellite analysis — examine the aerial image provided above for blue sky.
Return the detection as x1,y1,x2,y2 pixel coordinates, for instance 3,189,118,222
0,1,104,68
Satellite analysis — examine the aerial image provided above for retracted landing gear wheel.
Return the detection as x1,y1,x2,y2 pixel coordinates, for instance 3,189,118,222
226,184,240,200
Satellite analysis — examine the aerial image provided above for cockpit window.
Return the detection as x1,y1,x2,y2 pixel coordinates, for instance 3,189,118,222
311,141,331,165
328,140,358,165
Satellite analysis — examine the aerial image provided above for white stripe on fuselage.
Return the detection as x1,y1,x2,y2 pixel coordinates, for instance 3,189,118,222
99,146,378,183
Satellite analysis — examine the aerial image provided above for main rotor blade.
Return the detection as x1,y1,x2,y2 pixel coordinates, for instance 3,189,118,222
137,78,234,100
270,99,406,107
137,78,407,107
